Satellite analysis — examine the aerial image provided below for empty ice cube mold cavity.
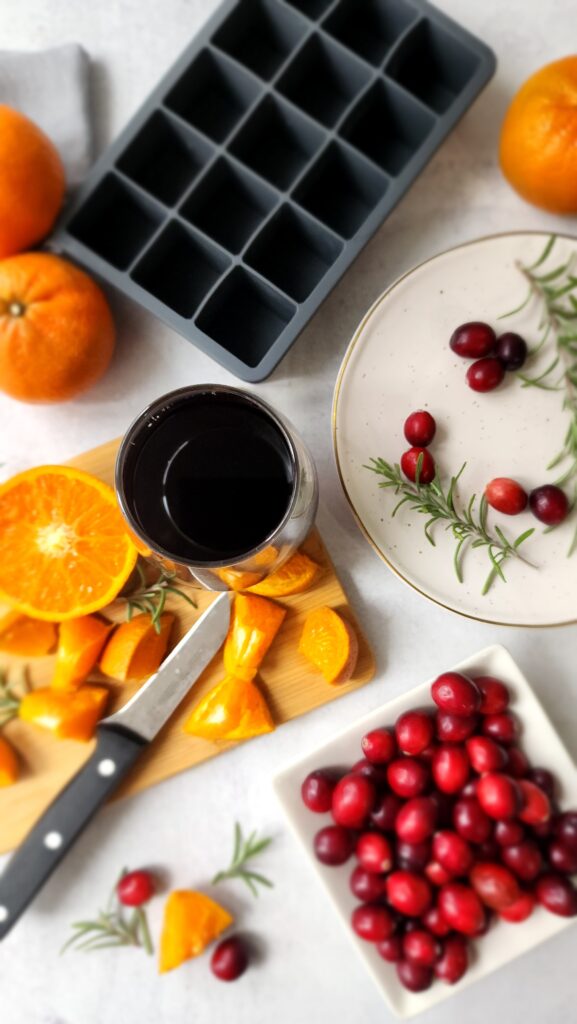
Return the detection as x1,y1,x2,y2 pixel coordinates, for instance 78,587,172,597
231,95,323,188
325,0,417,66
278,33,371,128
246,205,343,301
131,221,230,317
295,142,388,238
213,0,306,80
117,111,213,205
284,0,334,16
181,158,277,253
68,173,162,269
165,50,259,142
341,79,435,175
197,267,296,365
387,19,480,113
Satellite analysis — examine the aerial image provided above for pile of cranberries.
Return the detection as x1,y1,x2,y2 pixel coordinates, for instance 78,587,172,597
450,321,527,393
301,672,577,994
401,410,438,485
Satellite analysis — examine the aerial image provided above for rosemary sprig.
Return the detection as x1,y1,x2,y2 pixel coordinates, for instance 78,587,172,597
122,563,197,633
0,668,29,728
365,458,535,596
212,822,273,898
61,870,153,955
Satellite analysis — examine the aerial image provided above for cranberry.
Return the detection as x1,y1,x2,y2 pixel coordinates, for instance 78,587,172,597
210,936,248,981
301,769,337,813
350,865,387,902
529,484,569,526
536,873,577,917
532,818,555,839
361,727,396,765
518,780,551,825
528,767,556,799
396,797,437,845
438,882,485,935
470,862,521,911
403,929,440,967
481,712,518,744
314,825,354,866
377,935,403,962
501,840,543,882
431,672,481,717
435,934,469,984
495,332,528,371
450,321,496,359
548,839,577,874
477,837,500,860
403,410,437,447
466,357,505,392
499,890,536,923
425,861,452,887
475,676,510,715
396,959,433,992
485,477,528,515
401,447,436,485
506,746,529,778
431,790,456,827
422,905,452,937
356,832,393,874
460,779,479,799
117,869,154,907
395,710,434,756
433,830,474,877
432,745,470,794
453,796,492,844
466,736,507,774
494,820,525,847
351,759,389,787
371,792,402,832
396,839,432,873
332,774,376,829
419,743,438,762
387,757,429,798
352,902,395,942
477,773,521,820
436,711,478,743
386,871,432,917
553,811,577,852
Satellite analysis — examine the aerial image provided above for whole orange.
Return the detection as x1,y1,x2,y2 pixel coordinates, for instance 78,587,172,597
0,105,65,257
0,252,115,402
500,56,577,213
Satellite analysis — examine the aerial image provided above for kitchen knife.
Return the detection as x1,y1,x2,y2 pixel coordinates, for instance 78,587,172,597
0,591,230,941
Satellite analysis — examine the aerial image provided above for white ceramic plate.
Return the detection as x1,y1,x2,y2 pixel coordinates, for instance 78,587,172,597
274,645,577,1019
333,231,577,626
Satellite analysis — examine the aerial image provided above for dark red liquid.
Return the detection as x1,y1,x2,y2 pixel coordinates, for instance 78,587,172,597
125,392,295,563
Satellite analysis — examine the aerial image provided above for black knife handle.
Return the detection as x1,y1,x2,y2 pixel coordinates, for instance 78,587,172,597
0,726,147,940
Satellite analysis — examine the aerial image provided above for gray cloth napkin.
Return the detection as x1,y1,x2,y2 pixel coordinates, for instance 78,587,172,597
0,43,91,188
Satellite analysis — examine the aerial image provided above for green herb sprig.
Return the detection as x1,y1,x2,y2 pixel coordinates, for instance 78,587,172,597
365,458,535,595
0,668,28,729
123,563,197,633
61,870,153,955
212,822,273,898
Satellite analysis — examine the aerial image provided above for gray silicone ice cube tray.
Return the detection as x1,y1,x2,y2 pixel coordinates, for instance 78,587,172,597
52,0,495,381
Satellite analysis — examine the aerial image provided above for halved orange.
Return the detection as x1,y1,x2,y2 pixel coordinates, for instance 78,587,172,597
0,465,138,621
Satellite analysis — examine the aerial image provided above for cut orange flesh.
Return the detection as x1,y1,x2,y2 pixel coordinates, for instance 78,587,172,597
51,615,113,691
99,612,174,682
223,594,286,681
0,607,56,656
19,684,109,741
159,891,233,973
247,551,319,596
299,606,359,684
183,674,275,741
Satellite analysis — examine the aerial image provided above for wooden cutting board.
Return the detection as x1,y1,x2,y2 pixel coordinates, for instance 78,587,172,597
0,438,375,853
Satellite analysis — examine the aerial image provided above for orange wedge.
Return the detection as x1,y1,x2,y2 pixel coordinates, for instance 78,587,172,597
159,891,233,973
0,735,18,785
247,551,319,596
299,606,358,684
0,606,56,656
51,615,113,691
0,465,138,621
99,612,174,682
223,594,286,682
183,674,275,741
19,684,108,741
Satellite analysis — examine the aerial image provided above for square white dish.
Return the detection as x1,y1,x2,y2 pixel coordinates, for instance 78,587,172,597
273,645,577,1018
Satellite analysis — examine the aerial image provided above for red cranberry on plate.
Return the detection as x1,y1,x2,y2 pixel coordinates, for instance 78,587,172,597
431,673,481,717
499,890,536,923
466,357,505,393
528,767,556,800
434,934,469,984
477,773,521,820
395,797,438,845
350,865,387,903
450,321,496,359
501,840,543,882
518,779,551,825
494,819,525,847
481,712,518,744
529,484,569,526
332,774,376,829
432,745,470,794
401,447,436,485
371,792,402,832
548,839,577,875
356,832,393,874
432,830,474,877
495,332,527,371
376,935,403,962
361,727,396,765
506,746,530,778
553,811,577,852
436,711,478,744
395,710,434,756
396,959,433,992
453,796,492,844
352,903,395,942
485,477,528,515
385,871,432,917
422,905,451,937
314,825,354,866
210,937,249,982
536,873,577,917
475,676,510,715
387,757,430,799
351,759,389,787
301,769,337,813
470,862,520,911
466,736,508,774
438,882,486,935
403,410,437,447
403,929,441,967
396,839,432,873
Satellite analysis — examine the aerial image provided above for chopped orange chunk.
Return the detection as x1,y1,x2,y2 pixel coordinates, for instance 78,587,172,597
183,674,275,741
19,685,108,741
299,606,358,684
247,551,319,596
51,615,112,691
223,594,286,681
159,891,233,974
0,607,56,656
99,613,174,682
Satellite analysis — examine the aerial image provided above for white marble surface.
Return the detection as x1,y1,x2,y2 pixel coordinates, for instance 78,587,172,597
1,2,576,1022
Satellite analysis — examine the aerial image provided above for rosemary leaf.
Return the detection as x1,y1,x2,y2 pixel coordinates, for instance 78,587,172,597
121,566,197,634
212,822,274,897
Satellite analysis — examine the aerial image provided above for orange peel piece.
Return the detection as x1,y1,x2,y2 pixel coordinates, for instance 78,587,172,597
159,890,233,974
247,551,320,596
99,613,174,682
183,674,275,741
299,606,359,684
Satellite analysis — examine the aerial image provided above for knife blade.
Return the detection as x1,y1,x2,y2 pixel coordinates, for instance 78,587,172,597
0,592,230,941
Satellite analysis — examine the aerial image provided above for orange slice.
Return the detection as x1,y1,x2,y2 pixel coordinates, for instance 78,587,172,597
215,567,263,591
159,891,233,973
19,684,108,741
0,465,138,621
0,735,18,785
51,615,113,691
183,674,275,741
0,606,56,656
99,612,174,682
223,594,286,682
299,606,359,684
247,551,320,596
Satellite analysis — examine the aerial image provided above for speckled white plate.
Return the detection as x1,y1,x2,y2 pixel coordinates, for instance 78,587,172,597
274,645,577,1019
333,231,577,627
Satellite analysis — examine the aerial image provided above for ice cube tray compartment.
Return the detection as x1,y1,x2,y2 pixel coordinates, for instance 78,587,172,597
54,0,496,381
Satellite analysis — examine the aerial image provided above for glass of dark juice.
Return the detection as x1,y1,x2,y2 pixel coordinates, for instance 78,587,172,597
115,385,318,590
